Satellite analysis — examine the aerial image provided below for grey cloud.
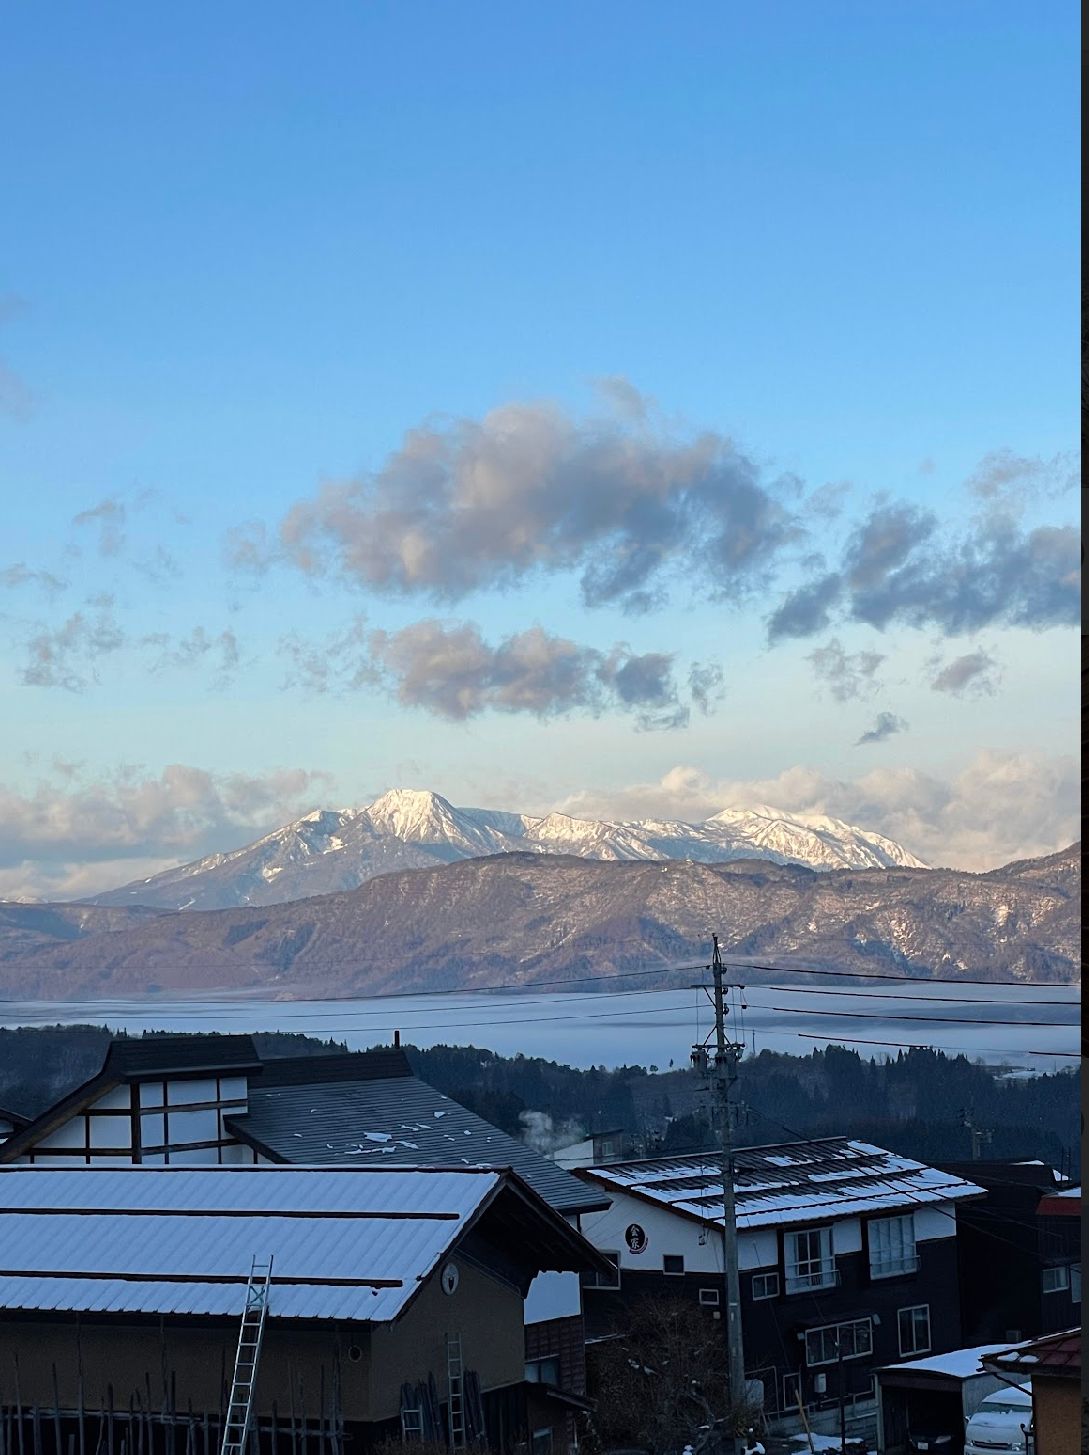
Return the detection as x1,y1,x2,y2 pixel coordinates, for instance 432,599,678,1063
688,661,726,714
929,649,1000,698
1,563,68,596
767,572,843,642
773,501,1078,641
807,638,885,702
855,711,908,746
371,621,689,729
248,391,800,613
72,497,127,557
143,627,241,688
21,600,126,691
967,448,1078,505
281,616,698,730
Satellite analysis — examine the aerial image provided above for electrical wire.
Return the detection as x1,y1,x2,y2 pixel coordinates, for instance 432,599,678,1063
765,1005,1079,1029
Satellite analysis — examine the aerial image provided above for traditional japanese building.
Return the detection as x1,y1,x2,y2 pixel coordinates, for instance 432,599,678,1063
0,1036,608,1445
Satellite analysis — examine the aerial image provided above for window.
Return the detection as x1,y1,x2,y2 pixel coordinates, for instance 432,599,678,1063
898,1305,931,1356
869,1214,918,1278
752,1271,780,1300
785,1227,836,1293
1071,1264,1081,1303
525,1358,560,1385
805,1318,873,1367
582,1252,620,1290
698,1287,720,1306
782,1372,802,1415
531,1430,553,1455
663,1254,685,1275
1042,1264,1070,1294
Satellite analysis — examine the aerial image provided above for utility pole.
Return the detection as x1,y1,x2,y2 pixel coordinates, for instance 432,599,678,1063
691,934,747,1445
960,1108,993,1160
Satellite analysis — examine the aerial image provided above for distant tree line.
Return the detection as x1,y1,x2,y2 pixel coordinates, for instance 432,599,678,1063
0,1025,1079,1177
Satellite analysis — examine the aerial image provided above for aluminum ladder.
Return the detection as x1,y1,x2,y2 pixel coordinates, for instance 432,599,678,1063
445,1334,465,1449
220,1256,274,1455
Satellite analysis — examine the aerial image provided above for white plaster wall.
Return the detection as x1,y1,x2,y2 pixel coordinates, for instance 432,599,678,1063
37,1121,85,1150
577,1188,787,1272
167,1077,218,1106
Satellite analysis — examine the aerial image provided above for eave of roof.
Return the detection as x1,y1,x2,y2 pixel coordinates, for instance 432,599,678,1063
984,1329,1082,1378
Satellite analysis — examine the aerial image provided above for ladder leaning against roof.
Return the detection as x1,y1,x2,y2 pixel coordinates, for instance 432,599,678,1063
220,1255,274,1455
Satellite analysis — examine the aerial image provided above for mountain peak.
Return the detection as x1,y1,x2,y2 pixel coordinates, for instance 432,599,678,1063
86,789,929,911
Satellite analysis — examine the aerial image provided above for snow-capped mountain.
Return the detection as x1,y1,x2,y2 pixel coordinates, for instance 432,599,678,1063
86,787,928,912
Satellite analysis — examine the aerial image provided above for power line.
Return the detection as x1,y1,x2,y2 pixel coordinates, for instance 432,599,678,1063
767,1005,1079,1029
759,984,1076,1007
728,960,1073,989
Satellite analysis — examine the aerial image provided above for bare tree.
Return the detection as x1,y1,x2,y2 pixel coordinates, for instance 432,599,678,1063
586,1297,759,1455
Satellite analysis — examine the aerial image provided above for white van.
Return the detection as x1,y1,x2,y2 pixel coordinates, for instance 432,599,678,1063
964,1384,1032,1455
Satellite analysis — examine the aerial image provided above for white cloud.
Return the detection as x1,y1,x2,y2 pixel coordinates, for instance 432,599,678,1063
0,765,332,899
554,750,1079,871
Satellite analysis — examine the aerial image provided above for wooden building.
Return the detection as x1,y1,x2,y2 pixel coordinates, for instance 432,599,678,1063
936,1162,1081,1344
0,1105,27,1149
574,1138,984,1440
0,1163,610,1455
0,1037,608,1448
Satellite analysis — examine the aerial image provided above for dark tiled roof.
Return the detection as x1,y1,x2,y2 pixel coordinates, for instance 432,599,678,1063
258,1049,411,1086
0,1106,28,1129
105,1034,262,1078
229,1071,608,1216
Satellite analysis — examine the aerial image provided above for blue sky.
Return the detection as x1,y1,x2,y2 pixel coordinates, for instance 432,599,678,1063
0,1,1079,895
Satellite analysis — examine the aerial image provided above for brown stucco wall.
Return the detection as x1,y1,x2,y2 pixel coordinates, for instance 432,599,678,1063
367,1256,525,1421
0,1319,371,1418
0,1259,524,1425
1032,1378,1080,1455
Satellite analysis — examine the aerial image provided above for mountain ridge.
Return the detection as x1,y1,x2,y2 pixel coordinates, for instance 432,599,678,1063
2,841,1078,1000
84,786,929,912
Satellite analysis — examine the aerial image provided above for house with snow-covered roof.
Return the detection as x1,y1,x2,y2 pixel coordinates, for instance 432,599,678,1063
0,1162,610,1454
0,1036,609,1449
574,1138,984,1440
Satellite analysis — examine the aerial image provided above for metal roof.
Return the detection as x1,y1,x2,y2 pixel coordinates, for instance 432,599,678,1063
229,1071,607,1216
0,1165,594,1323
576,1137,984,1229
986,1329,1082,1377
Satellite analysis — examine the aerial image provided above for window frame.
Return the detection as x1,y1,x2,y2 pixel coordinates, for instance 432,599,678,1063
662,1254,685,1276
752,1270,781,1301
897,1304,932,1357
525,1357,561,1386
698,1287,720,1307
784,1225,837,1294
868,1213,919,1279
804,1317,873,1368
1042,1264,1071,1294
582,1251,620,1290
1071,1264,1081,1303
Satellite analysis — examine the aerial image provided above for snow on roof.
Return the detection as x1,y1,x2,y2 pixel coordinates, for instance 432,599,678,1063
579,1137,984,1230
880,1342,1030,1381
0,1165,502,1323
